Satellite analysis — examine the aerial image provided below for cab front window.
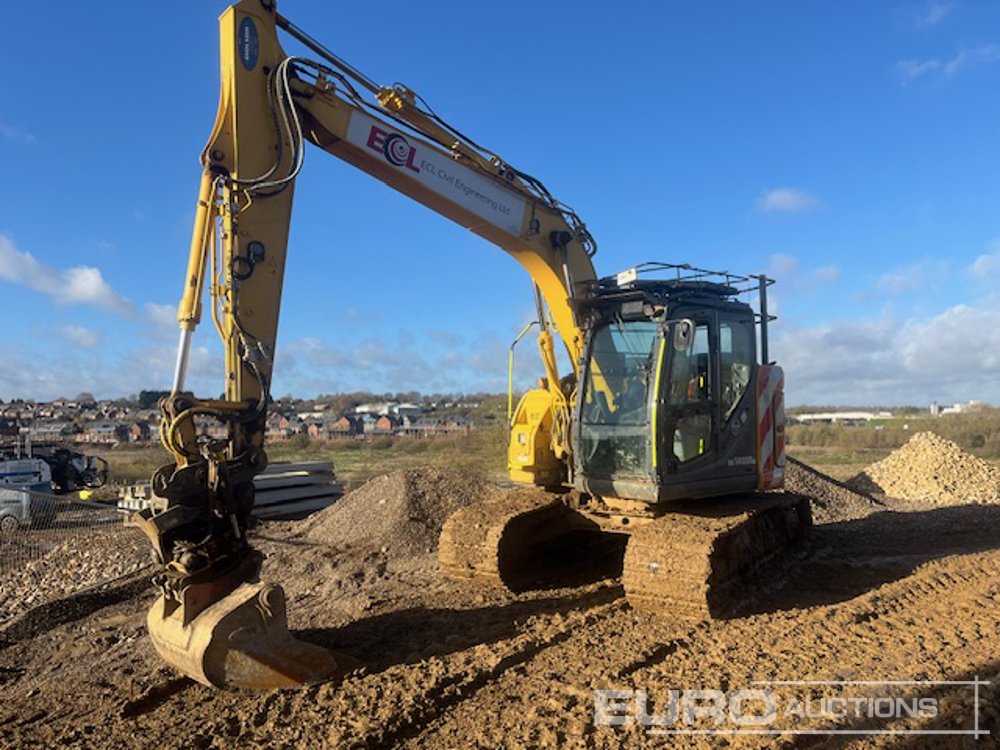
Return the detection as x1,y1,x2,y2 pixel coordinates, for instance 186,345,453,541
579,321,658,480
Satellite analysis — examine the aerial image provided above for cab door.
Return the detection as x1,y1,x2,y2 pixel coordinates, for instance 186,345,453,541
657,312,715,474
713,313,759,482
654,309,759,500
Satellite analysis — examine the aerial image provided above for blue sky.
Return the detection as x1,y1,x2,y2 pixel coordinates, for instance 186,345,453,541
1,1,998,406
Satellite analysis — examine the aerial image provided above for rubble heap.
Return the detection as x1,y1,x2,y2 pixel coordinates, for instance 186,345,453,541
783,457,880,523
855,431,1000,505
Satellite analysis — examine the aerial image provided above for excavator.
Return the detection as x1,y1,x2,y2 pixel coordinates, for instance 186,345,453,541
133,0,809,690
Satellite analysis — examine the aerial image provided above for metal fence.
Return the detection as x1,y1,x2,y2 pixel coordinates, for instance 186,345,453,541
0,488,150,628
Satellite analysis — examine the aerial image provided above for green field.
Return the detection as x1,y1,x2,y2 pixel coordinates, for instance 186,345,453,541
100,423,510,496
98,408,1000,495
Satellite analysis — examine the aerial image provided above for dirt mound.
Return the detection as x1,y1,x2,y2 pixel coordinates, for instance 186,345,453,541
300,467,497,558
853,431,1000,505
782,457,880,523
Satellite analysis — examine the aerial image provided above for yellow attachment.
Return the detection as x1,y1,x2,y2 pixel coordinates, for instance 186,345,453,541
148,581,358,690
177,171,217,331
508,388,564,487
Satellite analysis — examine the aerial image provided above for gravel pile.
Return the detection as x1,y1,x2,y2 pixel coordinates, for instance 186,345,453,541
300,467,496,559
782,457,881,523
854,431,1000,505
0,526,149,627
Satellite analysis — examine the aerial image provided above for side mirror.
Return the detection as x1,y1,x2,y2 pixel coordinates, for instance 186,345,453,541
673,318,695,351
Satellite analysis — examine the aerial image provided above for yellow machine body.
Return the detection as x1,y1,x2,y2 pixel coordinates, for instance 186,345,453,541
508,388,563,487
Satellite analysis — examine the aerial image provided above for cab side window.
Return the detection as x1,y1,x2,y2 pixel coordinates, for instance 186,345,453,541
720,320,754,421
667,324,710,405
668,323,711,462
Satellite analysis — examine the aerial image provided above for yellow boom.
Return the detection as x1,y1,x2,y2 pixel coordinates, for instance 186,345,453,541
135,0,597,689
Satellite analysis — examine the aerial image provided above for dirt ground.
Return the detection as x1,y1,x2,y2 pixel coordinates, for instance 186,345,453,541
1,460,998,749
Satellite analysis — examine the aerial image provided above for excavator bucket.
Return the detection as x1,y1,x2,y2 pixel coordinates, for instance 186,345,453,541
147,581,359,690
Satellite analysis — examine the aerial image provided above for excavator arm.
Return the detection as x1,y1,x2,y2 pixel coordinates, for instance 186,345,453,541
135,0,597,689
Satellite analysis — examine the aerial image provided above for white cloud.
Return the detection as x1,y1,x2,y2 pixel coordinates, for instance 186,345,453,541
811,265,841,285
876,264,926,294
895,58,943,84
0,331,220,402
145,302,177,329
0,121,36,145
0,234,132,315
755,188,821,214
58,325,100,348
773,301,1000,405
276,329,540,396
766,254,840,288
913,1,955,29
768,253,800,276
874,259,952,295
942,45,1000,76
896,44,1000,85
971,242,1000,278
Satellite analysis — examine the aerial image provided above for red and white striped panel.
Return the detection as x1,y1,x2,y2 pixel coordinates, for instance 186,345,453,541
756,365,786,490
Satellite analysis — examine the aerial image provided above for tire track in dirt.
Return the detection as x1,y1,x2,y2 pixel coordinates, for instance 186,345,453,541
615,549,1000,748
396,606,701,748
836,555,1000,627
399,546,1000,749
230,584,629,749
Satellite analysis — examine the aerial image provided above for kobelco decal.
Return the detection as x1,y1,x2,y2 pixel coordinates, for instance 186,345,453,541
345,111,527,236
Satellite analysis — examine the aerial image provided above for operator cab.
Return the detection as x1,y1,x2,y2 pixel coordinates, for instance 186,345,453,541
573,264,776,505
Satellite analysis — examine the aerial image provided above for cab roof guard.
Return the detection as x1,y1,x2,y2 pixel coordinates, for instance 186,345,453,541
590,262,777,364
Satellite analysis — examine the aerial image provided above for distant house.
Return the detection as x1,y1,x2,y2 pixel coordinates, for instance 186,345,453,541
129,421,152,443
440,417,471,435
358,413,377,435
80,421,128,444
327,415,361,438
265,424,288,442
265,413,289,441
374,415,401,435
263,412,307,441
297,403,330,420
28,421,78,441
400,417,441,438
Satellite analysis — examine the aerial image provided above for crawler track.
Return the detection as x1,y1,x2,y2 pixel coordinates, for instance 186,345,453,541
622,492,812,618
438,488,595,590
